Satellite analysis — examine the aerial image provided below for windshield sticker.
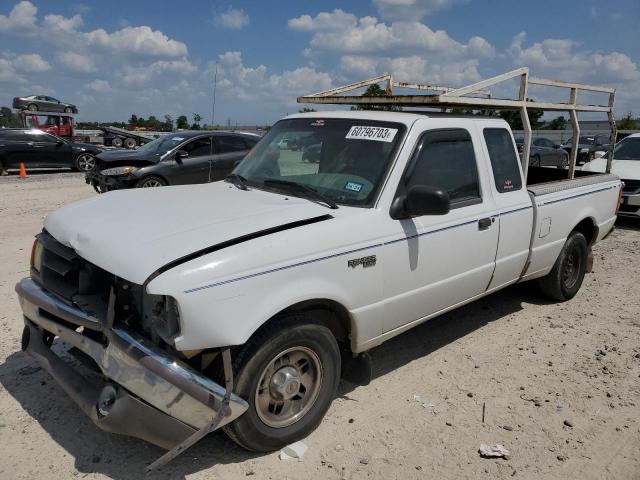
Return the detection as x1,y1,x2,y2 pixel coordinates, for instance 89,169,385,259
311,119,325,127
344,181,363,193
346,126,398,143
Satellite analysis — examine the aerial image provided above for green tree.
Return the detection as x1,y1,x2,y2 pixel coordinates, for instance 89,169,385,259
546,116,568,130
298,107,317,113
350,84,402,112
176,115,189,129
0,107,21,127
163,114,173,131
617,113,638,130
193,113,202,125
128,114,138,126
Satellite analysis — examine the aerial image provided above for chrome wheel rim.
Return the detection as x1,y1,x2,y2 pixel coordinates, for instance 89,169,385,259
141,179,163,188
76,154,94,171
255,346,323,428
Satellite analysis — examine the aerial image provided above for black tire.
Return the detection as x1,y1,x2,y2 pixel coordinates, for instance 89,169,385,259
557,154,569,169
533,155,542,167
112,137,123,148
538,231,588,301
124,137,137,149
136,176,167,188
223,313,341,452
27,103,38,111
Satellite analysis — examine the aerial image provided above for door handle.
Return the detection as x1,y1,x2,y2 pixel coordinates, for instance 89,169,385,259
478,217,493,230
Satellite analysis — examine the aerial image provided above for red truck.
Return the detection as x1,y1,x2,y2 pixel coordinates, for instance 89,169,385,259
20,111,75,138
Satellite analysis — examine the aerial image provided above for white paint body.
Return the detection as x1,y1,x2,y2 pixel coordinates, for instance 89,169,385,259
43,112,621,353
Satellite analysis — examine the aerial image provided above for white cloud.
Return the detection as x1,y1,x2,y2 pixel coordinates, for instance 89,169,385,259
86,79,112,92
214,7,249,30
288,9,357,31
509,32,640,83
121,58,197,86
0,1,37,32
215,51,332,102
85,26,187,57
58,51,95,73
14,53,51,72
292,14,494,59
373,0,467,21
0,58,25,83
42,13,83,31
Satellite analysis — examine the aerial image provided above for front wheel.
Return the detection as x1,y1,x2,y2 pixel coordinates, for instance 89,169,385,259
27,103,38,111
538,231,588,301
74,153,95,172
64,107,73,113
223,314,341,452
136,176,167,188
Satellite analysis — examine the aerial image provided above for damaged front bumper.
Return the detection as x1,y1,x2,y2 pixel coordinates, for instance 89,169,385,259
15,277,248,450
85,171,136,193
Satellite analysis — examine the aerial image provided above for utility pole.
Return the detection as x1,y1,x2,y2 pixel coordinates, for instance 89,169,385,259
211,61,218,128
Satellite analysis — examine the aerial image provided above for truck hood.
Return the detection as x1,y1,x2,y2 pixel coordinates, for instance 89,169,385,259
582,158,640,180
44,182,333,284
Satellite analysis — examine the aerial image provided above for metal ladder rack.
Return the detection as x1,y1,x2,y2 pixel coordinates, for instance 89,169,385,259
298,67,616,179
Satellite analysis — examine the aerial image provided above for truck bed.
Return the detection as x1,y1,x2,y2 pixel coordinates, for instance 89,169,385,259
526,166,619,196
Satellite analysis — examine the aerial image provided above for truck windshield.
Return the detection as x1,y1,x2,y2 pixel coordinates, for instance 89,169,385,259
614,137,640,160
233,118,405,207
136,135,187,155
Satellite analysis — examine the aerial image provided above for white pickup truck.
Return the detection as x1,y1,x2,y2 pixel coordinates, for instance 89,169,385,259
16,111,621,461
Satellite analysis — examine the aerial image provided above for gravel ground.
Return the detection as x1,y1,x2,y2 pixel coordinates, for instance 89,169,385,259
0,172,638,480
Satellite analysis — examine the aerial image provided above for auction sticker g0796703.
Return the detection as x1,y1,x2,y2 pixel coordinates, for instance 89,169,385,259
345,126,398,142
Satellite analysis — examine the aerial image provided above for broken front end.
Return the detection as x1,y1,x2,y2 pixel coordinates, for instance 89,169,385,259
16,231,248,464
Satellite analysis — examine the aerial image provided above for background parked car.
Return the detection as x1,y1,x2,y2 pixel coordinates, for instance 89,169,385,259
582,133,640,218
0,129,103,172
13,95,78,113
516,136,569,167
86,130,259,192
561,134,610,164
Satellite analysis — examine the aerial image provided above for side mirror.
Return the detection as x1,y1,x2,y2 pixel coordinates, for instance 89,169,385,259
175,150,189,162
390,185,450,219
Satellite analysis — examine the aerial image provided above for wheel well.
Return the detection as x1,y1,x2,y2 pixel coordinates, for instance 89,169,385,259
270,299,352,347
572,217,598,246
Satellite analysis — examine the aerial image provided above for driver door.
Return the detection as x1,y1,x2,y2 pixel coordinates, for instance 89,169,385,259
382,125,499,333
166,135,214,185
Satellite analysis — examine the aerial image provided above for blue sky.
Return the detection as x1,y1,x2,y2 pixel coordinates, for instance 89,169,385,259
1,0,639,124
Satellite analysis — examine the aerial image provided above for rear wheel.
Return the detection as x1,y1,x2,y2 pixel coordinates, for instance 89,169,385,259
74,153,95,172
27,103,38,111
533,155,542,167
124,137,137,149
223,314,341,452
111,137,123,148
64,107,73,113
136,176,166,188
538,231,588,301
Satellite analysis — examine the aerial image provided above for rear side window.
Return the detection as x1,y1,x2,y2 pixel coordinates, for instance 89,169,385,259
0,131,26,141
404,129,481,208
483,128,522,193
217,135,247,153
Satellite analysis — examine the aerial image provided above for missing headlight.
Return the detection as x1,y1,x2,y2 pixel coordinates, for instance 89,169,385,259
143,295,181,345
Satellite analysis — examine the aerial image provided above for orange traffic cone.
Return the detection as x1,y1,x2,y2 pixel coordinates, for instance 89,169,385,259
19,162,27,178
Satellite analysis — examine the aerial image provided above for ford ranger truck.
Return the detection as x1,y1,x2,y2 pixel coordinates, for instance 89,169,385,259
16,111,621,457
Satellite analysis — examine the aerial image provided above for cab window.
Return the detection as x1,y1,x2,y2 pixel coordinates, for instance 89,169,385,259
484,128,523,193
403,128,481,209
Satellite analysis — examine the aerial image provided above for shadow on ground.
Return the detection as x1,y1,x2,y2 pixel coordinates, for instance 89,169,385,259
0,282,549,479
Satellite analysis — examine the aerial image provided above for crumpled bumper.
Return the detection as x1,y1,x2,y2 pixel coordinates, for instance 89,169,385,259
85,172,135,192
15,277,248,450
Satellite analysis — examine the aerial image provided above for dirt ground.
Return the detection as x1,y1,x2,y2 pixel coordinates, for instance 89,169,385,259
0,172,638,480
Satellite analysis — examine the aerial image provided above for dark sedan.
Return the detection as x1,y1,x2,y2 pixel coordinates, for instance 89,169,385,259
561,134,610,164
516,137,569,168
13,95,78,113
86,130,259,192
0,129,103,173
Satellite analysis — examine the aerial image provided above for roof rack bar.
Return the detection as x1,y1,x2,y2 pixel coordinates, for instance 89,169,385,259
297,68,616,176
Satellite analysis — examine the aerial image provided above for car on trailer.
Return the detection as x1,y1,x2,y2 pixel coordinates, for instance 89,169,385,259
13,95,78,113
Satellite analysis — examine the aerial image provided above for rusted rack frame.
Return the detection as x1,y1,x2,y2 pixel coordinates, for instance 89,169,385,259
298,68,616,180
